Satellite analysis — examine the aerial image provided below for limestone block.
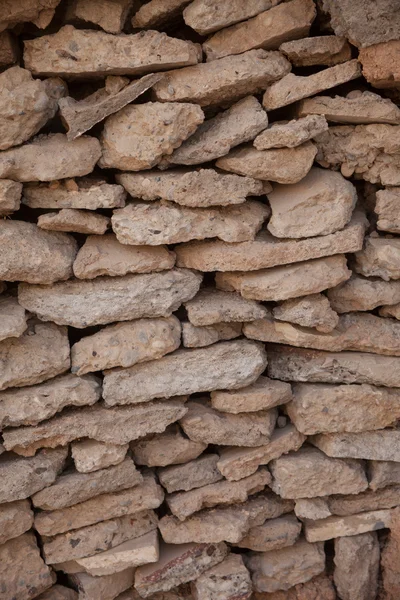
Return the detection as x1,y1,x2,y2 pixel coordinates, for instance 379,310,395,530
254,115,328,150
280,35,351,67
0,296,27,342
158,454,222,493
132,425,206,468
252,573,336,600
211,376,292,414
38,209,110,235
0,180,22,215
295,499,332,521
305,510,391,542
191,554,252,600
0,500,33,545
0,0,61,31
36,585,78,600
182,321,242,348
0,31,18,68
23,179,126,210
132,0,191,28
355,235,400,280
238,513,301,552
311,430,400,461
69,569,134,600
329,274,400,312
333,532,379,600
359,41,400,89
273,294,339,333
72,440,128,473
66,0,132,34
185,288,267,326
328,485,400,516
375,188,400,234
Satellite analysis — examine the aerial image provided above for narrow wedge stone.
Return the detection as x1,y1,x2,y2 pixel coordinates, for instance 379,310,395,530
38,209,110,235
305,511,391,542
237,513,302,552
311,430,400,462
185,288,268,326
23,179,126,210
132,425,206,468
211,376,292,414
273,294,339,333
254,115,328,150
132,0,191,28
182,321,242,348
280,35,351,67
158,454,222,494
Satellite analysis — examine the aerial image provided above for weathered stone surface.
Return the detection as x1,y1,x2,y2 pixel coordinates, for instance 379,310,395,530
0,321,70,392
328,485,400,516
247,539,325,592
24,26,200,77
117,169,265,208
217,255,350,302
0,500,33,545
359,41,400,89
69,568,134,600
0,31,18,68
3,400,187,456
216,142,317,184
211,376,291,414
36,585,78,600
295,498,332,521
204,0,315,61
270,446,367,499
273,294,339,333
381,303,400,320
99,102,204,171
35,472,164,536
32,458,142,510
103,340,266,406
152,49,291,107
133,426,206,468
263,60,361,110
0,373,100,429
18,268,201,328
355,235,400,280
0,447,67,504
328,274,400,312
280,35,351,67
175,212,367,272
23,179,126,210
111,200,268,245
182,321,242,348
238,513,301,552
38,209,110,235
0,179,22,215
185,288,267,326
159,454,222,494
254,115,328,150
135,542,228,597
0,220,77,285
253,573,336,600
132,0,191,28
382,506,400,600
375,188,400,234
191,554,252,600
165,96,268,166
333,532,379,600
305,510,391,542
72,440,128,473
180,400,277,447
66,0,132,33
311,430,400,462
0,296,26,342
298,90,400,125
0,0,61,31
217,425,306,481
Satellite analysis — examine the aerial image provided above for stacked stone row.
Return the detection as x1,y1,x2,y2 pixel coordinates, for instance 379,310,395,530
1,0,400,599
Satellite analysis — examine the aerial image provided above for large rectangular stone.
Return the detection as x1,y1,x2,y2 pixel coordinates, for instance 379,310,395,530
311,430,400,461
304,510,391,542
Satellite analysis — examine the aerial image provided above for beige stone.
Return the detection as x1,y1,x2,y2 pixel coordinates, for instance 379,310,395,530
191,554,252,600
305,510,391,542
280,35,351,67
152,49,291,107
159,454,222,494
182,321,242,348
217,425,306,481
38,209,110,235
381,507,400,600
270,446,367,499
103,340,266,406
133,425,206,468
185,288,267,326
237,513,301,552
375,188,400,233
329,274,400,312
263,60,361,110
99,102,204,171
0,0,60,30
36,585,78,600
0,31,18,68
175,211,367,272
254,115,328,150
0,447,67,504
216,142,317,184
132,0,191,28
334,532,379,600
24,25,200,77
116,169,265,208
359,40,400,89
380,303,400,320
23,178,126,210
295,498,332,521
273,294,339,333
0,500,33,545
355,235,400,280
0,373,100,428
0,296,26,342
0,180,22,215
253,573,336,600
311,430,400,462
328,485,400,516
211,376,292,414
111,200,268,245
66,0,132,34
18,268,201,328
72,440,128,473
69,568,134,600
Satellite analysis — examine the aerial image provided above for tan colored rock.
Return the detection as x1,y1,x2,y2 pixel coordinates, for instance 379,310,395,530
182,321,242,348
66,0,132,34
216,142,317,184
23,179,126,210
381,507,400,600
34,472,164,536
152,49,291,107
295,498,332,521
132,0,191,28
263,60,361,110
165,96,268,166
217,425,306,481
38,209,110,235
0,447,67,504
270,446,367,499
359,40,400,89
355,235,400,280
185,288,267,326
305,510,391,542
333,532,379,600
24,25,200,78
36,585,78,600
328,485,400,516
311,430,400,462
280,35,351,67
72,440,128,473
211,376,292,414
18,268,201,328
0,179,22,215
0,31,18,68
217,255,350,302
0,500,33,545
111,199,268,245
253,573,336,600
103,340,266,406
0,296,26,342
159,454,222,494
133,425,206,468
135,542,228,597
380,303,400,320
175,211,367,272
273,294,339,333
247,539,325,593
375,188,400,233
254,115,328,150
328,274,400,312
69,568,134,600
238,513,301,552
191,554,252,600
99,102,203,171
0,0,61,31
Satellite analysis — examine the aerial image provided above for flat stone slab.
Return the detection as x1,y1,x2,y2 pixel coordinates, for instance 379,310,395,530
183,0,277,35
254,115,328,150
237,513,302,552
183,321,242,348
23,179,126,210
328,274,400,312
158,454,222,494
354,235,400,280
211,375,292,413
191,554,252,600
72,440,128,473
132,424,206,468
66,0,132,34
38,209,110,235
273,294,339,333
305,510,392,542
185,288,268,326
280,35,351,67
327,484,400,516
311,430,400,462
69,569,134,600
132,0,192,28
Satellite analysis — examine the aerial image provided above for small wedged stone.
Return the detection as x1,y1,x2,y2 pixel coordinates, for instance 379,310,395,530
103,340,266,406
280,35,351,67
0,0,61,31
132,0,191,28
18,268,202,328
211,376,292,414
304,510,391,542
68,569,134,600
375,188,400,234
253,573,336,600
328,274,400,312
36,585,78,600
359,41,400,89
152,49,291,107
38,209,110,235
295,498,332,521
111,199,269,245
24,25,201,77
0,296,27,342
182,321,242,348
203,0,316,61
191,554,252,600
133,425,206,468
263,60,361,110
237,513,302,552
328,485,400,516
180,400,277,447
0,500,33,545
380,304,400,320
158,454,222,494
254,115,328,150
99,102,204,171
72,440,128,474
216,142,317,184
0,31,18,68
273,294,339,333
0,180,22,216
185,288,267,326
354,235,400,280
117,169,265,208
333,532,380,600
66,0,132,34
23,179,126,210
311,430,400,462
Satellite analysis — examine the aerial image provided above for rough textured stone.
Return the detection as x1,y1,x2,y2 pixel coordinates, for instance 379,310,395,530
333,532,379,600
0,179,22,215
18,268,201,328
0,447,67,504
132,0,191,28
273,294,339,333
328,274,400,312
359,41,400,89
99,102,204,171
311,430,400,462
280,35,351,67
328,485,400,516
23,179,126,210
182,321,242,348
295,498,332,521
253,573,336,600
238,513,302,552
0,500,33,545
152,49,291,107
0,31,18,68
211,376,291,414
305,510,391,542
36,585,78,600
72,440,128,473
133,425,206,468
382,506,400,600
254,115,328,150
216,142,317,184
191,554,252,600
69,568,134,600
263,60,361,110
24,25,201,77
375,188,400,234
38,209,110,235
0,296,27,342
158,454,222,493
117,169,265,208
185,288,267,326
66,0,132,34
354,235,400,280
0,0,61,31
269,446,368,499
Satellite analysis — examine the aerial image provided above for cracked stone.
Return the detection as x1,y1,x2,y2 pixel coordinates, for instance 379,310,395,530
0,0,61,31
354,235,400,280
328,274,400,312
191,554,252,600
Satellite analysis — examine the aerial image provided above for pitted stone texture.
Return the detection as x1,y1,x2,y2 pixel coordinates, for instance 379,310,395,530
280,36,351,67
18,268,201,328
72,440,128,473
23,179,126,210
0,31,17,68
0,220,77,285
216,142,317,184
254,115,328,150
182,321,242,348
359,41,400,89
0,447,67,504
305,510,391,542
99,102,204,171
117,169,265,208
72,316,180,375
69,569,134,600
36,585,78,600
269,446,368,499
185,288,267,326
133,425,206,468
237,513,301,552
295,498,332,521
311,430,400,462
0,0,61,31
158,454,222,494
152,49,291,107
211,376,291,414
0,180,22,215
66,0,132,34
191,554,252,600
354,236,400,280
327,485,400,516
328,274,400,312
0,296,27,342
24,25,201,77
333,532,379,600
263,60,361,110
38,209,110,235
273,294,339,333
0,500,33,545
375,188,400,234
132,0,191,28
